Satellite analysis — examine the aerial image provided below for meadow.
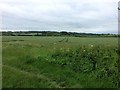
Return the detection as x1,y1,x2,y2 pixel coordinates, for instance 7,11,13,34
2,36,119,88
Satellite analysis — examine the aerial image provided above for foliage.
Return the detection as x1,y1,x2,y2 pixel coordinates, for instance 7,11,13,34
2,36,119,88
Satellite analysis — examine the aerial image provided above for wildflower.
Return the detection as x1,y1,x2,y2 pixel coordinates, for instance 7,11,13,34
91,45,93,47
60,48,63,50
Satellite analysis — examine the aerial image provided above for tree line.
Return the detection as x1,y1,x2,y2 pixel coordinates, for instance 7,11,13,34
1,31,119,37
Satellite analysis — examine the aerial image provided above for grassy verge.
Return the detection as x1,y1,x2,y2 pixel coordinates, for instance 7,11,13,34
2,36,119,88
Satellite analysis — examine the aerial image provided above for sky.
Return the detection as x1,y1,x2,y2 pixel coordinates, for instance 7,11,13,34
0,0,119,34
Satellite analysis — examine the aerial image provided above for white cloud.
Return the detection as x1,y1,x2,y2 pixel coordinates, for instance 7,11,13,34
0,0,119,33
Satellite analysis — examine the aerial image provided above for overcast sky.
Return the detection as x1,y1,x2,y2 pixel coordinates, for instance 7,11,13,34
0,0,119,33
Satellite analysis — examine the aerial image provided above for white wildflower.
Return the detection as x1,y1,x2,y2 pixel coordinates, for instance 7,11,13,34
91,45,93,47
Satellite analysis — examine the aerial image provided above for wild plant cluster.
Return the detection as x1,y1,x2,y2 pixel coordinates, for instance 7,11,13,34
47,45,118,86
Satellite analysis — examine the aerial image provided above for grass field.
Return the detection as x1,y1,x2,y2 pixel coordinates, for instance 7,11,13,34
2,36,119,88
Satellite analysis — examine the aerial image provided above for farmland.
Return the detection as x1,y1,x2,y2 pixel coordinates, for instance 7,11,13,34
2,36,119,88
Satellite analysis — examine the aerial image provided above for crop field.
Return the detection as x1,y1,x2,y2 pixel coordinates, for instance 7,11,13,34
2,36,119,88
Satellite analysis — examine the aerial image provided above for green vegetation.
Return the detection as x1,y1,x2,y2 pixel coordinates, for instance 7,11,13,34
2,31,119,37
2,36,119,88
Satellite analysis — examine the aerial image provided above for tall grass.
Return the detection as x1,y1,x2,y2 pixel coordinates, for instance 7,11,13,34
2,36,118,88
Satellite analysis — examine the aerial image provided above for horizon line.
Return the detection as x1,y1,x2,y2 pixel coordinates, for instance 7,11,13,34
0,30,118,34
